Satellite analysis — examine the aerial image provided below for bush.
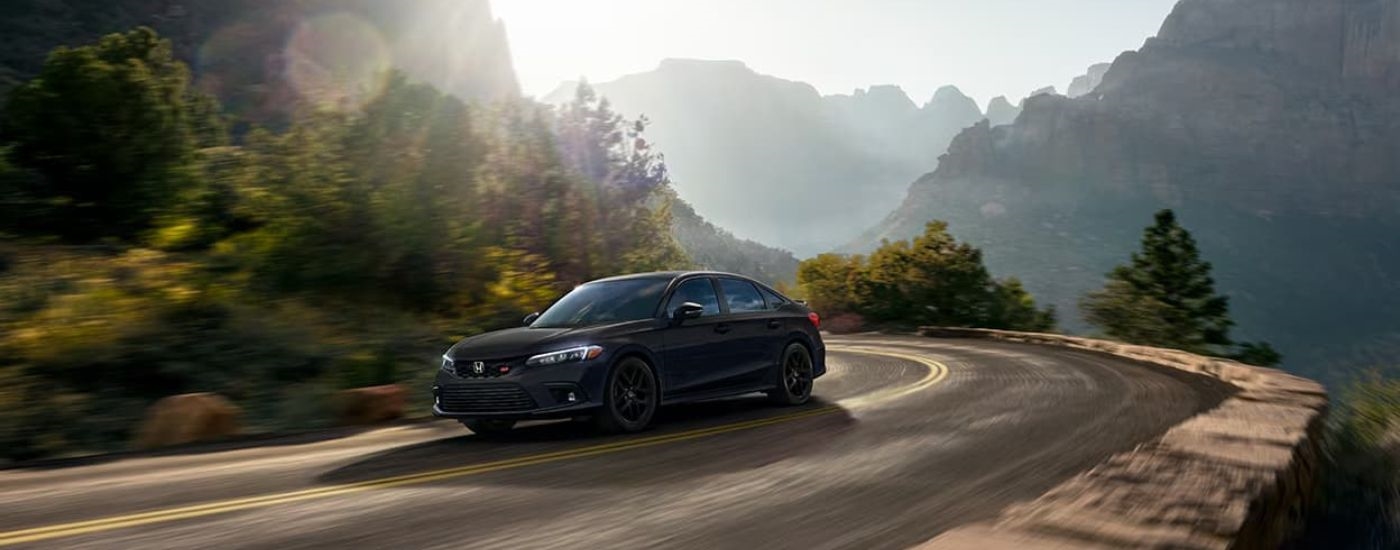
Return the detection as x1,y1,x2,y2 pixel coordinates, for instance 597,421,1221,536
1299,372,1400,547
796,221,1055,331
0,245,449,460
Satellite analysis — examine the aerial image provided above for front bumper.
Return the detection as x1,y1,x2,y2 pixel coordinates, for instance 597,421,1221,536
432,358,609,420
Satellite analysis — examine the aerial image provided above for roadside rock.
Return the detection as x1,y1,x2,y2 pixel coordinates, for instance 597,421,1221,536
133,393,241,450
336,384,407,425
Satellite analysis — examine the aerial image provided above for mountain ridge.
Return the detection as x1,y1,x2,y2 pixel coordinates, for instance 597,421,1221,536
542,60,1022,256
850,0,1400,385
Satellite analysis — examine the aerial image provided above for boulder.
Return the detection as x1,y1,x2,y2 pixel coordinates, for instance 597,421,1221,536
134,393,241,450
336,384,407,425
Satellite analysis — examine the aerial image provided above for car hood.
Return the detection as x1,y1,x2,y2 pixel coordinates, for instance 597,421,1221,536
447,322,644,359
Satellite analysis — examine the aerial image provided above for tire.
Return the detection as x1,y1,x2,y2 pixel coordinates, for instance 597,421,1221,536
462,419,517,437
767,343,815,406
594,357,659,433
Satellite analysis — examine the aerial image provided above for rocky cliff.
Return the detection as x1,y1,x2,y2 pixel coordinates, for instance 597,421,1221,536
852,0,1400,385
1066,62,1111,97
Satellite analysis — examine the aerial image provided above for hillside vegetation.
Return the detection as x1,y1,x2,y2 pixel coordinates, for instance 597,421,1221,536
0,28,689,460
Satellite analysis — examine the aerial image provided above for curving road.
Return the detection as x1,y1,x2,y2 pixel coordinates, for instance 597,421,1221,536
0,334,1231,549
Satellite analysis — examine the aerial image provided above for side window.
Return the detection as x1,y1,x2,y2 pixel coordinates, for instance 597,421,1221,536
719,279,766,313
666,278,721,317
760,287,789,310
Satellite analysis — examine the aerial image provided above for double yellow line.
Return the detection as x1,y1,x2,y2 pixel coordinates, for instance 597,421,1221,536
0,347,947,546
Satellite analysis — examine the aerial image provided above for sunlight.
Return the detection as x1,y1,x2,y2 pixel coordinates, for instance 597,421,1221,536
283,13,391,111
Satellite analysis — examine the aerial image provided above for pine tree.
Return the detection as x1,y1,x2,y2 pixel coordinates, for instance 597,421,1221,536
1082,209,1277,365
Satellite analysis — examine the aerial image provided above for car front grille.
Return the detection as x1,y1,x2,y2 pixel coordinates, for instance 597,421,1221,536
438,383,537,413
451,358,518,379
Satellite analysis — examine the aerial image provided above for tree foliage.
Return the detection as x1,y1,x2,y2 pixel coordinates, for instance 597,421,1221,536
1081,209,1278,365
797,221,1055,331
1,28,219,240
0,28,692,460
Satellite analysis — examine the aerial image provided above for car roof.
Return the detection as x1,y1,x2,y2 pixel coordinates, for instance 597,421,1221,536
588,271,762,285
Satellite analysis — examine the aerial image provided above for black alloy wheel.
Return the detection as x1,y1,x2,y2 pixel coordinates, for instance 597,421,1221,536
768,343,814,405
595,357,658,433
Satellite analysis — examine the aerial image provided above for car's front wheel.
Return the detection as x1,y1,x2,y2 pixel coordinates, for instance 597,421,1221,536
462,419,516,437
594,357,658,433
767,343,814,405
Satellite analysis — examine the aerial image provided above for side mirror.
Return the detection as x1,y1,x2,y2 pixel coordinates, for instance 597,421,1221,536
672,302,704,324
522,312,540,326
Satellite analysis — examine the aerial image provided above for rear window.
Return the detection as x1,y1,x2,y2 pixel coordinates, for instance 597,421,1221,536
719,278,766,313
760,287,789,309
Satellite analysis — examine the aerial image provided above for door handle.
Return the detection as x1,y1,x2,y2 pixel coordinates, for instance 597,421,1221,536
714,323,732,334
767,320,782,329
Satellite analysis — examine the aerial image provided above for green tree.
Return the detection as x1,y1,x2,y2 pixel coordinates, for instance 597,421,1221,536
796,253,863,315
552,82,688,277
1,27,221,241
798,221,1054,331
987,277,1057,332
1082,209,1278,365
858,221,1001,326
347,74,482,309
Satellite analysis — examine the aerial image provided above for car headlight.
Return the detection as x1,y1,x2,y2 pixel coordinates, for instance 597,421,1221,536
441,355,454,373
526,345,603,367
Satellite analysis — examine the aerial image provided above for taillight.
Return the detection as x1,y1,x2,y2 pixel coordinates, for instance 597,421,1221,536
807,311,821,329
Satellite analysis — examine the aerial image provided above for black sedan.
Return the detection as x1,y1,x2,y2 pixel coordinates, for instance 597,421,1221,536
434,271,826,435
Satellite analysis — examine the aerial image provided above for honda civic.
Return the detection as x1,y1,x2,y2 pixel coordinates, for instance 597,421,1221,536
434,271,825,435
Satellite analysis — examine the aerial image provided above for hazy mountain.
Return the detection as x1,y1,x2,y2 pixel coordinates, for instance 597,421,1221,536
1022,86,1059,105
851,0,1400,385
544,61,994,256
1066,63,1112,97
0,0,520,122
985,96,1021,126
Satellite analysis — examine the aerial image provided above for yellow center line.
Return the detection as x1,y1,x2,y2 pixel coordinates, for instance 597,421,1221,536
830,346,949,409
0,347,948,547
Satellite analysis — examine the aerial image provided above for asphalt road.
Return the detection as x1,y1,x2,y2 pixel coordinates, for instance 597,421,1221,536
0,334,1231,549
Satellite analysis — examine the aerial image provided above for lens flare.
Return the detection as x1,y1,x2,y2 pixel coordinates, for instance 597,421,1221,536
283,13,391,111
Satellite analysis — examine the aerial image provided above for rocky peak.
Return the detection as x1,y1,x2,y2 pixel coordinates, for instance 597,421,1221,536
861,84,917,109
928,84,972,104
656,58,753,74
1144,0,1399,89
985,96,1021,126
923,85,982,119
1066,62,1112,97
831,84,917,116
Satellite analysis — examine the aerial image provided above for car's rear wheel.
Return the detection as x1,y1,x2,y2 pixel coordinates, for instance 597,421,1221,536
767,343,814,405
594,357,658,433
462,419,516,437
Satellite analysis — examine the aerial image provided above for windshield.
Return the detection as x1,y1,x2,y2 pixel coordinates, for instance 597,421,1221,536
531,278,669,328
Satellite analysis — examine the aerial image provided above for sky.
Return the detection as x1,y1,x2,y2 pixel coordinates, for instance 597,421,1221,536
494,0,1182,106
